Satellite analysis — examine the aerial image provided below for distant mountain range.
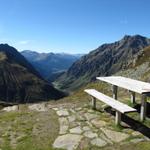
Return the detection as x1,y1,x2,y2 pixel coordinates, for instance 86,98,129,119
54,35,150,91
21,50,83,79
0,44,65,103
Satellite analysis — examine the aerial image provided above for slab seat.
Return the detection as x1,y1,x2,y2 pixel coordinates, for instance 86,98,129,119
84,89,136,125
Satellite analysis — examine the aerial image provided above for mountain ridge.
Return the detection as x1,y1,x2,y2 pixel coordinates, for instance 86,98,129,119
0,44,65,103
54,35,150,91
21,50,83,79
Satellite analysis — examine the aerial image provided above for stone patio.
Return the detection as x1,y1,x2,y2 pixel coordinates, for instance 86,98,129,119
52,106,148,150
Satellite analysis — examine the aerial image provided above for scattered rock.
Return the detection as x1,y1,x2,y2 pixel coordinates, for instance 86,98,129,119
70,126,83,134
2,105,19,112
101,128,129,142
57,109,69,117
53,134,83,150
91,138,107,147
91,119,107,128
28,103,47,112
83,131,98,139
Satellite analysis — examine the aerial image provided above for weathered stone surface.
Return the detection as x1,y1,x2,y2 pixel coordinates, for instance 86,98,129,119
2,105,19,112
68,115,76,122
59,117,68,125
28,103,47,112
87,109,95,113
76,115,85,121
69,122,78,128
84,113,98,121
101,128,129,142
53,106,136,149
86,121,93,128
83,131,98,139
59,125,69,135
52,107,59,111
91,138,107,147
59,117,69,134
69,108,76,114
70,126,83,134
99,132,113,144
57,109,69,117
78,138,90,149
75,107,82,111
82,126,91,131
91,119,107,128
53,134,83,150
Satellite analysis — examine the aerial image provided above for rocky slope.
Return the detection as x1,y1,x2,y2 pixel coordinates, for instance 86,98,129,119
0,44,65,103
115,45,150,81
21,50,82,79
54,35,150,91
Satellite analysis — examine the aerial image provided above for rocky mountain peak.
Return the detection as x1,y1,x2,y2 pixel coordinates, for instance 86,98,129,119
55,35,150,91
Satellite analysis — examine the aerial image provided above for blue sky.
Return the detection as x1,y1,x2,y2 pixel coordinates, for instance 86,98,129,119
0,0,149,53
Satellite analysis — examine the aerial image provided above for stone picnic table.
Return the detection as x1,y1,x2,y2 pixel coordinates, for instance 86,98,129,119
97,76,150,121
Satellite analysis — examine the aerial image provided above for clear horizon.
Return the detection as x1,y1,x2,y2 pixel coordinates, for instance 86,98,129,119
0,0,149,53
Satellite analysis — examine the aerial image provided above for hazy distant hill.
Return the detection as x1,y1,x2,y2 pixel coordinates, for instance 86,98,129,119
21,50,83,79
0,44,64,103
54,35,150,91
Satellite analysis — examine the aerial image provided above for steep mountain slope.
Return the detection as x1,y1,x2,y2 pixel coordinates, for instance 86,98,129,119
0,44,64,103
21,50,82,79
116,45,150,81
54,35,150,91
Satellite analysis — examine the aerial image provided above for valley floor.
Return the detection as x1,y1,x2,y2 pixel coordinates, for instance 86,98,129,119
0,98,150,150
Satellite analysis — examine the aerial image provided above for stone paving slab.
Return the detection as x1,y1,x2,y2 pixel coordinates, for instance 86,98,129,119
52,106,147,150
83,131,98,139
57,109,69,117
59,117,69,134
91,118,107,128
101,128,129,142
28,103,47,112
91,137,107,147
53,134,83,150
70,126,83,134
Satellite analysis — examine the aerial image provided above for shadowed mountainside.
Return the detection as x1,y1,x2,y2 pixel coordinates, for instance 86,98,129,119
0,44,65,103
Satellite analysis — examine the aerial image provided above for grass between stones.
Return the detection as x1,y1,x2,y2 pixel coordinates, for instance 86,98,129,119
0,108,60,150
